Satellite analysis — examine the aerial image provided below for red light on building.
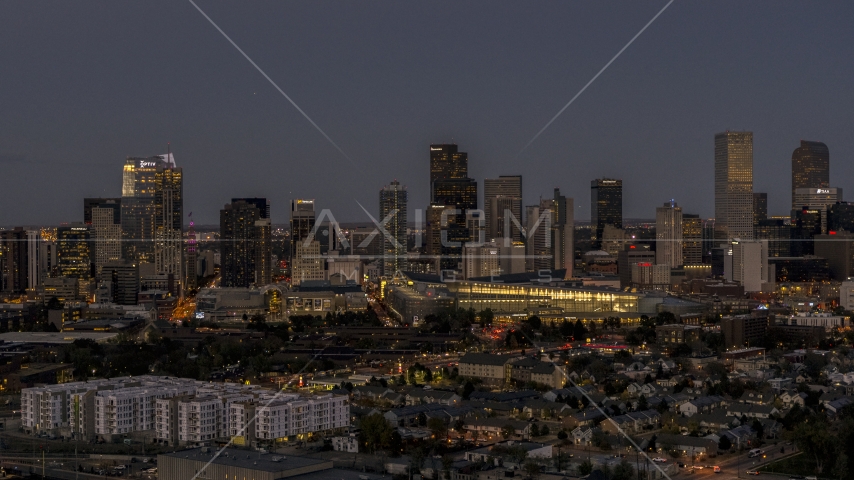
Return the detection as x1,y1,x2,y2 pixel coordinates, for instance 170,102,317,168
829,231,837,235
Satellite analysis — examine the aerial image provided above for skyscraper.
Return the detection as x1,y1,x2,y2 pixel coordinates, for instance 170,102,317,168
57,224,92,282
379,180,408,276
154,164,183,293
121,154,174,263
655,201,683,268
220,200,268,288
290,199,317,284
233,198,272,286
792,140,829,211
484,175,522,242
84,198,122,274
681,214,703,266
591,179,622,249
185,214,197,291
428,144,478,272
714,131,754,240
753,192,767,226
552,188,574,274
0,228,28,295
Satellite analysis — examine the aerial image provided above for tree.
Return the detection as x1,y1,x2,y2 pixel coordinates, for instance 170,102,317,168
578,460,593,476
833,452,849,480
611,460,635,480
573,320,587,340
540,425,549,436
637,395,649,411
478,309,495,326
557,430,567,440
794,420,835,474
428,417,448,439
523,461,540,480
751,418,764,440
526,315,542,330
501,424,516,439
359,413,393,453
530,423,540,437
718,435,732,452
461,380,476,399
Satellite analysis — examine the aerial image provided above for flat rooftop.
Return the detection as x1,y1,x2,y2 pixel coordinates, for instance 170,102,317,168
159,448,331,474
0,332,118,344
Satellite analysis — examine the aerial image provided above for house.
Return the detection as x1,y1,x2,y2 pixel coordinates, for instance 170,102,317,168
385,456,411,475
384,404,446,426
529,362,567,389
543,388,573,402
626,382,658,397
465,441,552,464
742,391,774,405
570,426,595,446
562,409,606,430
654,434,718,457
767,377,793,392
778,390,807,407
722,424,756,449
726,403,777,419
679,395,726,417
521,399,573,419
463,418,530,441
825,396,854,415
658,359,677,373
331,434,359,452
458,353,516,386
352,386,394,401
600,410,661,434
405,388,461,406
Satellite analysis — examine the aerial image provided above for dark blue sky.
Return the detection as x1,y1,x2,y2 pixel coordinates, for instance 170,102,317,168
2,1,853,226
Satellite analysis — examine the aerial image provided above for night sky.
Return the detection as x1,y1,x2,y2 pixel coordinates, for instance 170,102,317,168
2,1,853,226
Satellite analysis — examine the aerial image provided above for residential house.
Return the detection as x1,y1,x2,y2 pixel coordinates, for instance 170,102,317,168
405,388,461,406
463,418,530,441
458,353,516,386
679,396,726,417
726,403,777,419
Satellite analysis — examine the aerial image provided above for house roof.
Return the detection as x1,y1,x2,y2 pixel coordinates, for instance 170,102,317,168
460,352,515,367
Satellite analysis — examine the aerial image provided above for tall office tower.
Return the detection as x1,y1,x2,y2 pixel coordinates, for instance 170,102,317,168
430,144,468,195
793,187,843,233
185,214,197,291
731,240,768,292
0,228,28,294
753,193,767,226
220,200,267,288
829,202,854,233
57,224,92,287
655,201,683,268
617,244,655,289
591,178,622,249
791,207,822,257
484,175,522,242
154,165,183,293
38,228,58,281
463,242,501,279
379,180,408,276
428,144,478,272
121,154,173,263
101,261,139,305
290,199,316,264
682,214,703,266
715,131,754,240
254,217,272,286
792,140,829,211
232,198,270,219
528,198,554,272
552,188,574,274
85,198,122,273
755,219,792,257
26,230,41,290
702,219,716,263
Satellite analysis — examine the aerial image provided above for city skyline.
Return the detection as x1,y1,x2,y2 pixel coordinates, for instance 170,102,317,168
2,2,854,225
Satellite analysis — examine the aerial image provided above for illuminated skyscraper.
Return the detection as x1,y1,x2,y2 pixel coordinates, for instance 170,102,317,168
379,180,408,276
220,200,270,288
655,201,683,268
552,188,574,273
591,178,622,249
154,163,183,294
753,192,767,226
681,214,703,266
484,175,522,242
84,198,122,274
121,154,174,263
57,224,92,282
185,214,197,291
427,144,478,272
714,131,754,240
290,199,317,284
0,228,28,295
791,140,829,211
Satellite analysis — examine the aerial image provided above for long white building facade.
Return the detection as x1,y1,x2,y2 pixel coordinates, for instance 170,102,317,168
21,376,349,445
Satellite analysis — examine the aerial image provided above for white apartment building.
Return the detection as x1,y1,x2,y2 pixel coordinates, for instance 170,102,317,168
229,393,349,443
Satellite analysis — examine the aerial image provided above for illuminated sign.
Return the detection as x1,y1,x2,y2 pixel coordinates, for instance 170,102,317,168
816,189,831,194
70,228,87,231
139,161,158,168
